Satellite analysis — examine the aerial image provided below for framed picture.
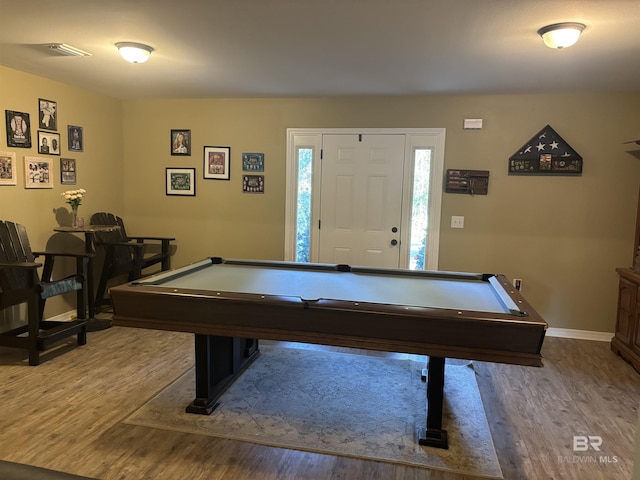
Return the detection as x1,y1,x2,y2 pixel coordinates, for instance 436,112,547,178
60,158,77,185
166,167,196,196
24,156,53,189
38,131,61,155
171,129,191,156
242,152,264,171
203,146,230,180
68,125,83,152
0,151,17,186
5,110,32,148
38,98,57,130
242,175,265,194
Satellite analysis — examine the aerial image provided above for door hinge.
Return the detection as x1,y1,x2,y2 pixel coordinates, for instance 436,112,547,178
318,219,321,229
320,149,323,160
358,134,362,142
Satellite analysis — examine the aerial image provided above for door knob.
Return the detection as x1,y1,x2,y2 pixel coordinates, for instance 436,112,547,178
391,227,398,233
391,239,398,246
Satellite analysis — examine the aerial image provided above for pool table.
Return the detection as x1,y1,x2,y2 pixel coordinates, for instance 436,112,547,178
110,257,547,449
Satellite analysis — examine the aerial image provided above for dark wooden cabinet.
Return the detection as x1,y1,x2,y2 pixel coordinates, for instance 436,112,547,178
612,268,640,373
612,189,640,373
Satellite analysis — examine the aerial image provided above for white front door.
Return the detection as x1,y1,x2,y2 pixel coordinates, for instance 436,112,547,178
285,128,446,271
318,134,405,268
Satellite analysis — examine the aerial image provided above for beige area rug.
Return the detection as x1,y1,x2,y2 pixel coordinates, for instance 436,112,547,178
124,346,503,479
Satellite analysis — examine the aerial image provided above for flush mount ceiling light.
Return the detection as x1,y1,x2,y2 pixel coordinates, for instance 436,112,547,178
116,42,154,63
537,22,586,49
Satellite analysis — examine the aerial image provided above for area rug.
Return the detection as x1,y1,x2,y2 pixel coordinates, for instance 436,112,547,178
124,346,502,479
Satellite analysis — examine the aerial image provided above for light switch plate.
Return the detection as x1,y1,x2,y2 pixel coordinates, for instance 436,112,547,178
463,118,483,129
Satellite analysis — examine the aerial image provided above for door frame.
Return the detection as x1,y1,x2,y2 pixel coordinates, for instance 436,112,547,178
285,128,446,270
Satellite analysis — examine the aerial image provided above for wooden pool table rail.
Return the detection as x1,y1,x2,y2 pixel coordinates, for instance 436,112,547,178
111,285,545,367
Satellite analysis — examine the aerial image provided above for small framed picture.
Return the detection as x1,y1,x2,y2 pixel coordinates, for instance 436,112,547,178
68,125,83,152
5,110,32,148
203,146,231,180
166,167,196,196
242,174,265,194
60,158,77,185
242,152,264,171
24,156,53,189
171,129,191,156
38,131,61,155
0,151,17,186
38,98,57,131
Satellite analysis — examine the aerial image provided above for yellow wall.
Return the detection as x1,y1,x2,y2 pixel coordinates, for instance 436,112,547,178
123,94,640,333
0,65,124,315
3,65,640,334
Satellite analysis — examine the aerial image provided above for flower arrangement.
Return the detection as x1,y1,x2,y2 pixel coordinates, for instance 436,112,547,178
61,188,86,210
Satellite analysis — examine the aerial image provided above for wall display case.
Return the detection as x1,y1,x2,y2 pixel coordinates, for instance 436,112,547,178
508,124,582,176
445,169,489,195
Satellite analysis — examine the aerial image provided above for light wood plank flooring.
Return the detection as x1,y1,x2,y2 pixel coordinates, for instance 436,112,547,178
0,325,638,480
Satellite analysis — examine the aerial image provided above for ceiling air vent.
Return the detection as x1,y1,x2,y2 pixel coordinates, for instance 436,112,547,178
48,43,92,57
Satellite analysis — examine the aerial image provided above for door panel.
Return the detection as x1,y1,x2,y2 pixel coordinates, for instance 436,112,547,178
367,176,386,230
319,134,404,268
335,175,353,229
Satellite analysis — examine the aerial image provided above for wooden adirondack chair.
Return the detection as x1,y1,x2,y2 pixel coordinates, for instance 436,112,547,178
0,221,90,365
89,212,174,310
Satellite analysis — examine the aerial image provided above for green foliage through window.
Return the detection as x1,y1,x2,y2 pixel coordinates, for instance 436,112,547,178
295,148,313,262
409,149,432,270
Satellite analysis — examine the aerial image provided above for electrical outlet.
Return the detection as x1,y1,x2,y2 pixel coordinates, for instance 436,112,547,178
451,216,465,228
513,278,522,291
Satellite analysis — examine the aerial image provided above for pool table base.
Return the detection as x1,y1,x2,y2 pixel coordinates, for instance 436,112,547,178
187,334,453,449
185,335,260,415
420,429,449,450
419,356,449,449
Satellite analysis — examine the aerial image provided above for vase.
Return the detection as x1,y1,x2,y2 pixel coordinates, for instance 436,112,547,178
72,206,79,228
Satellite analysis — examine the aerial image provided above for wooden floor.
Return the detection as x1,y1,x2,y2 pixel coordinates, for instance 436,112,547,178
0,324,638,480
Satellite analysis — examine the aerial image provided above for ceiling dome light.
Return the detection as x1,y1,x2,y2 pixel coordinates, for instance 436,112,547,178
116,42,154,63
537,23,586,49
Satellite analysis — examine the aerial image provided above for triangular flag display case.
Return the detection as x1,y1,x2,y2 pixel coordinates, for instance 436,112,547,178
509,124,582,175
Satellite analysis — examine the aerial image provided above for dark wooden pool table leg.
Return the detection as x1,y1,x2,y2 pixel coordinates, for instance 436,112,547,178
186,335,259,415
419,356,448,449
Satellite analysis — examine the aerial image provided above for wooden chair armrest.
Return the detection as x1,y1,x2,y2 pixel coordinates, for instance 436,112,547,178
0,260,41,269
128,236,175,242
96,241,146,250
33,250,94,259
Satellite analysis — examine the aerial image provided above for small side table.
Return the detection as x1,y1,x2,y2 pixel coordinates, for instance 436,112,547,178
53,225,120,331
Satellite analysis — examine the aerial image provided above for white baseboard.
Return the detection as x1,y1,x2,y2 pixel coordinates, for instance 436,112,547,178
546,327,613,342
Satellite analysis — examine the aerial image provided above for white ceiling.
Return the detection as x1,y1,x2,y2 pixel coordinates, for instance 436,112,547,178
1,0,639,100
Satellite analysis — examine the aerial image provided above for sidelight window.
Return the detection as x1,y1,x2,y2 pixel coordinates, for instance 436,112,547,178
409,148,432,270
295,147,313,262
